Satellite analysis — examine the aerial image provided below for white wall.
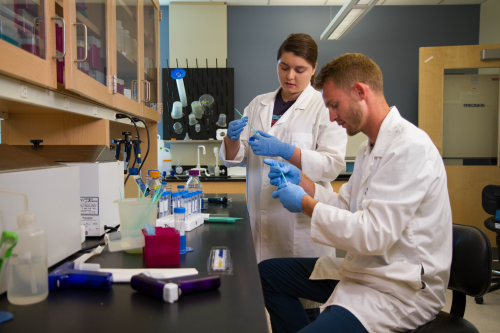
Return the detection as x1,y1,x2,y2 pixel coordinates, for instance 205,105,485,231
169,2,227,68
479,0,500,75
170,141,222,167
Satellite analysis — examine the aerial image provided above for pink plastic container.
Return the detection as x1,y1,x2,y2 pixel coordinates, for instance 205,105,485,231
142,227,180,267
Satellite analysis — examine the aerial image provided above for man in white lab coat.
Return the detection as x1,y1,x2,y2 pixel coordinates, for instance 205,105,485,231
260,53,452,333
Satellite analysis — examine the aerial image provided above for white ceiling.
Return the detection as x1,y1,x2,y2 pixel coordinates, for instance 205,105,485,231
159,0,488,6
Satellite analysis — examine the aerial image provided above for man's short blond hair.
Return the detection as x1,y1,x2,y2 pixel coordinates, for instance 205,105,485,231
314,53,384,94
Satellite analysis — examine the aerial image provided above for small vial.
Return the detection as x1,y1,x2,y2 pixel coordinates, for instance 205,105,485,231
174,207,186,254
177,185,185,192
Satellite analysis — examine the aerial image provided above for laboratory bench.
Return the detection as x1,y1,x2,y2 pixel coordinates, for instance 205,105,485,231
0,193,269,333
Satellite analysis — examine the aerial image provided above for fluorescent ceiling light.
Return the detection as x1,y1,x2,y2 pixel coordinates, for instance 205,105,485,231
320,0,379,41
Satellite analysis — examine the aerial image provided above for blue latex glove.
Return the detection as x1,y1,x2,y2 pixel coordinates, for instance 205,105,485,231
248,131,295,160
271,183,308,213
263,158,301,186
227,116,248,141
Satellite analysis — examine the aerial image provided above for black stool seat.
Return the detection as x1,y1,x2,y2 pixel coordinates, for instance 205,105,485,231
407,312,478,333
484,216,499,233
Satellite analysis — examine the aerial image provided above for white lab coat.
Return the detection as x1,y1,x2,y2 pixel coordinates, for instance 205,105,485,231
309,108,452,333
220,85,347,263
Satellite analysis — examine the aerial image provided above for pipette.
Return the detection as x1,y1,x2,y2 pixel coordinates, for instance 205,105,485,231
235,108,258,134
281,171,288,183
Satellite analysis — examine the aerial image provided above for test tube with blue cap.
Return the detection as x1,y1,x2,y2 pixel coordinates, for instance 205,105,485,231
174,207,187,254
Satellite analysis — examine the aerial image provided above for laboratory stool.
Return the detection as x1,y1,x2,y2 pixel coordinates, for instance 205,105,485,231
474,185,500,304
405,224,491,333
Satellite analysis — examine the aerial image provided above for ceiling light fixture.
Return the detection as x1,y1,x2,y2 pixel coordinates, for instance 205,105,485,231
320,0,379,41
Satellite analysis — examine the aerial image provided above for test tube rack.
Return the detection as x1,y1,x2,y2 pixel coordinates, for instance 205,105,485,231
155,214,205,232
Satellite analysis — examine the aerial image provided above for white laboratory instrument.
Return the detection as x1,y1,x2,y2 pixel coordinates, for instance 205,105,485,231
0,145,81,294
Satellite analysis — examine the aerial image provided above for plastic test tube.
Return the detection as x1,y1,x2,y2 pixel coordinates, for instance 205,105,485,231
174,207,186,254
171,193,179,212
192,193,197,216
197,192,202,214
158,192,164,218
165,191,172,215
190,193,196,216
182,195,190,217
161,191,171,217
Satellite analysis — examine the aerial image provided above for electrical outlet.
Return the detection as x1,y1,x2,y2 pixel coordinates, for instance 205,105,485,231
20,85,28,98
64,98,70,109
93,107,98,115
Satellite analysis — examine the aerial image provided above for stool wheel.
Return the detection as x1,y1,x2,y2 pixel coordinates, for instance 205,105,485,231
475,297,484,304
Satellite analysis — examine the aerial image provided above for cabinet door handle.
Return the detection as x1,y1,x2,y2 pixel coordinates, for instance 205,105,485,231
132,80,137,101
142,80,150,102
147,80,151,102
73,23,88,63
51,17,66,59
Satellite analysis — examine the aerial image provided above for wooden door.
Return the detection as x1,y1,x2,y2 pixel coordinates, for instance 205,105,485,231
419,44,500,244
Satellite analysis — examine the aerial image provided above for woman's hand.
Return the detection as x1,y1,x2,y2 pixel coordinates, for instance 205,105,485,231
249,131,295,160
227,116,248,141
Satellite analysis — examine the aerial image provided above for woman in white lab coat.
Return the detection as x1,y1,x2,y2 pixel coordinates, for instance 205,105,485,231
220,34,347,265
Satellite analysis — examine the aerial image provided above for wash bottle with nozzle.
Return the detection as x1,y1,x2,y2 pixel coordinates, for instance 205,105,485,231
0,189,48,305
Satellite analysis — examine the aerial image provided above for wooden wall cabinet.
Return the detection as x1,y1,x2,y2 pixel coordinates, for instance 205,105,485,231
0,0,161,121
0,0,162,182
0,0,57,89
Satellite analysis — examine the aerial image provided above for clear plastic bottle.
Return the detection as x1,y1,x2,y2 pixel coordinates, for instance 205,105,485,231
147,170,162,190
186,170,202,193
7,213,48,305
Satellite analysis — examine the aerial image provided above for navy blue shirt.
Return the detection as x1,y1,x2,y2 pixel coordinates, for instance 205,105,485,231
272,90,296,127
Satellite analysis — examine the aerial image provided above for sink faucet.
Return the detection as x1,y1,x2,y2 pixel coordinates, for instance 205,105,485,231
197,145,206,170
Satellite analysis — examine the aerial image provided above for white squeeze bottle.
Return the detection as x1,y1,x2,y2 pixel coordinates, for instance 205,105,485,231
7,212,48,305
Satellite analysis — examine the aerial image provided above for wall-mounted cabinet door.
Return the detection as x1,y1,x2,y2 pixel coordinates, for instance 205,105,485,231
141,0,160,121
0,0,57,88
112,0,141,116
63,0,113,107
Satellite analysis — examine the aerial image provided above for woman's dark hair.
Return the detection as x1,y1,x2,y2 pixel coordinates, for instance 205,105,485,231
277,33,318,84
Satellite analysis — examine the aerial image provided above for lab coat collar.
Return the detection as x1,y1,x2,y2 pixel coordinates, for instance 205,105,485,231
259,85,316,133
259,84,315,110
371,107,402,158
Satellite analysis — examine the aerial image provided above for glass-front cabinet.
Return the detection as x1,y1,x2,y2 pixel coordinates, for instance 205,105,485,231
0,0,57,88
113,0,141,115
142,0,159,117
63,0,113,106
0,0,161,120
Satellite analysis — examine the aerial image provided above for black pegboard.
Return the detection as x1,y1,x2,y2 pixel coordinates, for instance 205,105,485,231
162,68,234,140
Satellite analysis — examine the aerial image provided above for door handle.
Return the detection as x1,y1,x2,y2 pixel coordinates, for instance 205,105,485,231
142,80,150,102
73,23,88,63
51,17,66,59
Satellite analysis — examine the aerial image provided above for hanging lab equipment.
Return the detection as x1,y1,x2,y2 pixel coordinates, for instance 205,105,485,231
171,69,187,107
